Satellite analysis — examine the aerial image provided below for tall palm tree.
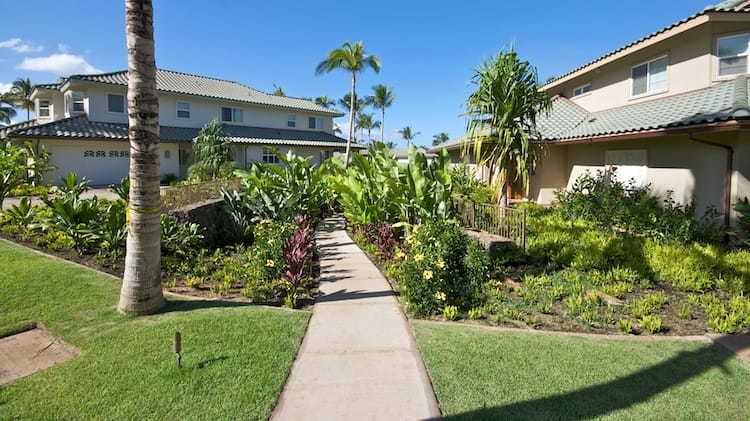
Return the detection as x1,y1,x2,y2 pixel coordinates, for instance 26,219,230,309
271,84,285,96
432,132,450,147
464,48,551,207
315,41,381,166
356,113,380,143
118,0,164,315
398,126,420,147
365,84,395,143
314,96,335,108
338,93,365,115
0,94,16,125
9,78,33,121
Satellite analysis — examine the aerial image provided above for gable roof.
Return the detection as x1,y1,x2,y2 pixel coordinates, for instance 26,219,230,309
432,75,750,151
543,1,750,90
44,68,343,117
4,115,364,149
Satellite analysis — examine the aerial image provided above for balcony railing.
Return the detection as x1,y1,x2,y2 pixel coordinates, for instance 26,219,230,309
453,197,527,249
161,178,242,212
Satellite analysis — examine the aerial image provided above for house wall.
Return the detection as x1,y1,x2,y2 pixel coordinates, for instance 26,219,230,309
545,20,750,112
528,131,749,223
40,139,180,186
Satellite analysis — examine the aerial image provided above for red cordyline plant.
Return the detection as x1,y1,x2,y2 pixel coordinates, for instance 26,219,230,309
282,213,315,307
375,222,397,261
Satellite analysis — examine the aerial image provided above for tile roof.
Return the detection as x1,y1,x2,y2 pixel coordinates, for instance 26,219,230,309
432,75,750,150
543,1,750,87
54,69,343,117
6,115,362,148
0,119,38,139
392,147,436,159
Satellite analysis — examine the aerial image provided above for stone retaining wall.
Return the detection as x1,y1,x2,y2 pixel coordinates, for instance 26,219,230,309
167,198,226,247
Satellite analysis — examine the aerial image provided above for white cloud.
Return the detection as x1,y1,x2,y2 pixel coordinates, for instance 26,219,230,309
0,82,12,94
57,43,71,53
0,38,43,53
18,53,102,75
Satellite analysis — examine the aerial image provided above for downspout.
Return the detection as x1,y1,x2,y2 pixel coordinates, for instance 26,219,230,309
688,133,733,227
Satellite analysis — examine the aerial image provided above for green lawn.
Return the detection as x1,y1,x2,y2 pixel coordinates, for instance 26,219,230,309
0,240,310,420
414,322,750,420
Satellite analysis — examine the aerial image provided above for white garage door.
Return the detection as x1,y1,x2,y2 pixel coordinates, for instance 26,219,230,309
605,149,647,187
45,141,131,186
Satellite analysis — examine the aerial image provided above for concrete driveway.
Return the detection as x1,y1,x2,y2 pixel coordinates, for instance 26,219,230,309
3,188,120,208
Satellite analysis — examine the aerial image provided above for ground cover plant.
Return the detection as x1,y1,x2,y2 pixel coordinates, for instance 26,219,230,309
0,240,310,420
414,322,750,421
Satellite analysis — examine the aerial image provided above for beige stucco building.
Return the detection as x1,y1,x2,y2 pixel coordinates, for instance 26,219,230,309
434,0,750,225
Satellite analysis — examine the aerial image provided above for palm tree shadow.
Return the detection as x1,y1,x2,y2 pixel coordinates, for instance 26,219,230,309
432,341,746,421
160,299,254,314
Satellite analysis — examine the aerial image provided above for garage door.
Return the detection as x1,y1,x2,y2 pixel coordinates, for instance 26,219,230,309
45,141,131,186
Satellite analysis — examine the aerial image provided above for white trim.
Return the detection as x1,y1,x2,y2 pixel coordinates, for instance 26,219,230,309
714,32,750,81
629,55,669,98
106,92,126,114
37,99,52,119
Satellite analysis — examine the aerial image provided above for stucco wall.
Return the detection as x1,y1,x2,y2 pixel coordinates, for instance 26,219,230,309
40,139,181,186
546,20,750,112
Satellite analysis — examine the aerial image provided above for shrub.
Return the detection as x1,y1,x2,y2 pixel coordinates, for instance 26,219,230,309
443,305,459,321
281,213,315,308
467,307,483,320
629,292,668,319
187,120,236,182
185,276,203,289
396,221,489,317
160,214,204,258
617,318,634,334
239,219,295,303
639,315,664,333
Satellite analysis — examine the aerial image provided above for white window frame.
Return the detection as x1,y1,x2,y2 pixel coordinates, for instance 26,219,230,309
106,93,126,114
572,83,592,97
37,99,51,118
287,114,296,128
262,148,280,164
67,91,86,114
221,106,243,123
176,101,191,119
630,55,669,98
715,32,750,80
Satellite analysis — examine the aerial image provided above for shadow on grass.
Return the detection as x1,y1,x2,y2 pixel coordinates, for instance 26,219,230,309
431,340,747,421
160,299,254,314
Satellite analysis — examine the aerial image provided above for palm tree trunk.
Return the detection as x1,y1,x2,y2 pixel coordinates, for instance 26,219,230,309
118,0,164,315
344,73,356,167
380,108,385,143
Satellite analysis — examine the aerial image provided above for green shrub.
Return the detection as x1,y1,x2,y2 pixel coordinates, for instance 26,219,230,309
645,241,718,292
185,276,203,289
628,292,668,319
237,219,295,303
467,307,483,320
443,305,459,321
617,318,634,334
639,315,664,333
396,221,489,317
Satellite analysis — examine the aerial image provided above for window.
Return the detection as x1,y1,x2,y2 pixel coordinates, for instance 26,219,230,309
107,94,125,113
38,100,50,118
67,92,85,114
164,150,171,159
717,33,749,77
262,149,280,164
308,117,323,129
631,56,668,96
287,114,296,127
573,84,592,97
176,101,190,119
221,107,243,122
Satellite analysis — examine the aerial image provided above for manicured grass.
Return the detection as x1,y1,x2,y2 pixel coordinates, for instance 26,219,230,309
414,322,750,420
0,240,310,420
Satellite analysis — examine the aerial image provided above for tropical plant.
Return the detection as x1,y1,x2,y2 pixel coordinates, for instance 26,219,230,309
0,141,27,210
0,94,16,124
271,84,285,96
109,177,130,202
398,126,420,147
3,197,36,228
733,198,750,246
365,84,395,143
8,78,33,120
40,194,101,252
432,132,450,147
316,41,381,166
119,0,164,315
464,47,552,207
356,112,380,143
160,214,203,257
88,201,127,257
55,172,91,198
314,96,336,108
188,119,235,181
282,213,315,308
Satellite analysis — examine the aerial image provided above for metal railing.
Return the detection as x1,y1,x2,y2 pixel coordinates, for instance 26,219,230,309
453,197,527,249
161,178,242,212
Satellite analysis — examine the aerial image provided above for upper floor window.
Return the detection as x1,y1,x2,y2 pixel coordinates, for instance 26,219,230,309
287,114,296,127
38,100,51,118
308,117,323,129
631,56,668,97
262,148,280,164
717,33,749,77
573,84,592,97
107,94,125,113
66,91,86,114
176,101,191,119
221,107,243,123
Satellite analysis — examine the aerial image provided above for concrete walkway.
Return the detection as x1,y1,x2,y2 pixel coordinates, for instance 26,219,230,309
272,217,441,421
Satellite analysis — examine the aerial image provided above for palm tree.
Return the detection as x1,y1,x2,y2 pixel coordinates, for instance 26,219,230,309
356,113,380,143
432,132,450,147
338,93,365,115
398,126,420,147
315,41,381,166
0,94,16,125
118,0,164,315
272,84,285,96
314,96,335,108
464,48,551,207
9,78,33,121
365,84,395,143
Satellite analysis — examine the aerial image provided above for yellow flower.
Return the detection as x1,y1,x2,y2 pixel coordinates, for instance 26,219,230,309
260,218,273,225
423,270,433,280
267,239,274,245
436,259,445,269
414,253,424,262
395,250,406,259
265,259,275,267
435,291,446,301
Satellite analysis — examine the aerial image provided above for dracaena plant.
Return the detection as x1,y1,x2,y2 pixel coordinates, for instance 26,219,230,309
282,213,315,308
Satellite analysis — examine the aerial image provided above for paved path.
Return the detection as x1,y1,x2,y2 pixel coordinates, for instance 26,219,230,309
272,217,441,421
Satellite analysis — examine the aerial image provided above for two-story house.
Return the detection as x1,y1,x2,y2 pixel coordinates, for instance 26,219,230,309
434,0,750,225
0,68,358,185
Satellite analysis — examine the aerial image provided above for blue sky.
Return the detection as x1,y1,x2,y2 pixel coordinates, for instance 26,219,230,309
1,0,712,147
